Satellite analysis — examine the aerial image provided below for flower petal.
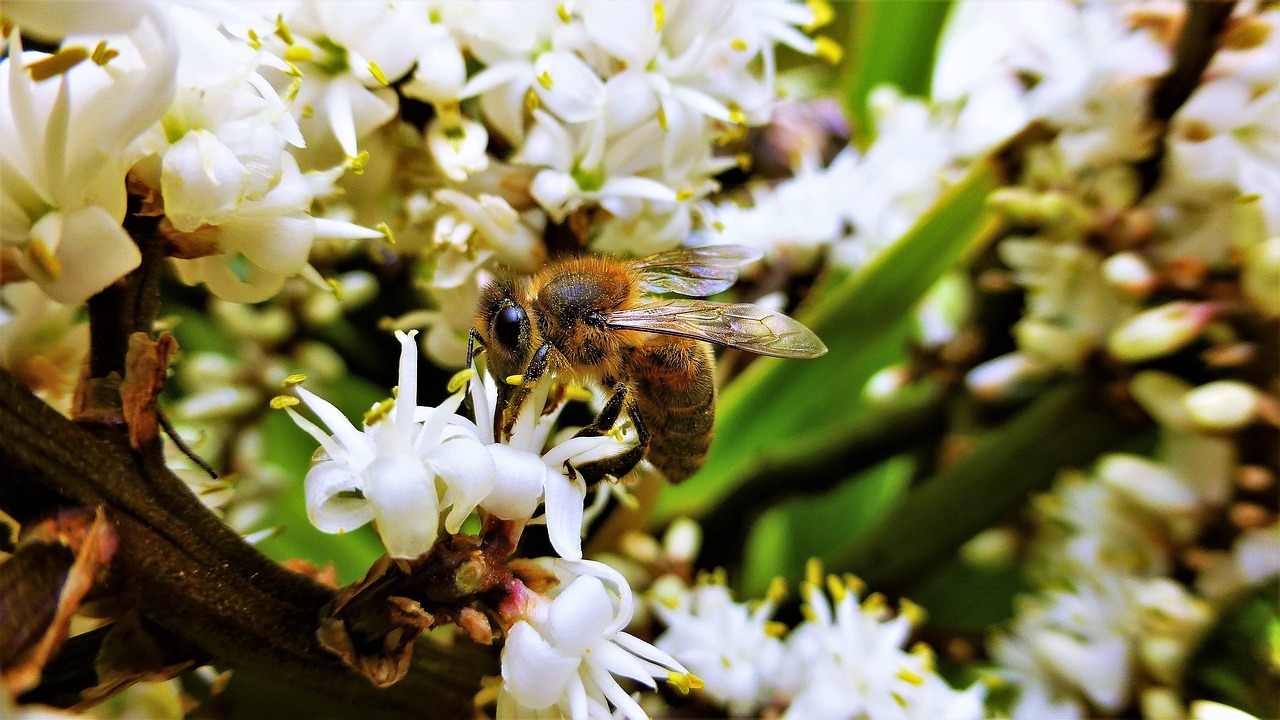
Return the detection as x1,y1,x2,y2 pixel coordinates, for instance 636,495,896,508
501,621,580,710
543,468,586,561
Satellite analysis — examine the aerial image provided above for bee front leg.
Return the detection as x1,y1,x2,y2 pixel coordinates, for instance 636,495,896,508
500,341,554,437
571,384,650,485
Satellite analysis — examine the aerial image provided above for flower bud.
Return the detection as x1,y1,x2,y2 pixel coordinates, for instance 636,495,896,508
1016,320,1094,368
663,517,702,564
294,340,347,382
1098,454,1198,513
1107,302,1214,362
863,365,911,405
966,352,1050,401
1102,252,1157,297
959,527,1017,568
1242,236,1280,316
336,270,379,311
302,291,342,326
171,387,261,422
1139,687,1184,720
1191,701,1265,720
1182,380,1261,431
1129,371,1193,427
177,352,240,390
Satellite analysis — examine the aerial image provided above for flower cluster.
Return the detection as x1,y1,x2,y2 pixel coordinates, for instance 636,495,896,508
648,561,985,719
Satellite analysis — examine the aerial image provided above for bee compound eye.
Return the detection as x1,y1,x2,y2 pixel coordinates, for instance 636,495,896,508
494,304,526,351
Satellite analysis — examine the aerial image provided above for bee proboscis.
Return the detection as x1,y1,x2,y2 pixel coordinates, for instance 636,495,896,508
471,245,827,483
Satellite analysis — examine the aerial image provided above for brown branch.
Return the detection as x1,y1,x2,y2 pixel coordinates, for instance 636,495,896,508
1,368,496,713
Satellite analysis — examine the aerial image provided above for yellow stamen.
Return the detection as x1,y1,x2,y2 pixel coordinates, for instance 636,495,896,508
862,592,887,614
363,398,395,425
368,60,389,86
735,152,753,171
90,41,118,65
712,221,725,232
27,47,89,81
557,4,572,23
666,672,702,693
616,487,640,510
326,277,344,300
348,150,370,175
814,35,843,65
653,2,666,32
282,374,308,387
247,28,263,50
766,576,788,603
730,38,748,52
656,106,669,131
843,573,865,596
537,71,554,90
764,620,788,638
728,107,746,125
25,239,62,280
270,395,300,410
274,14,295,45
505,374,525,386
377,222,396,245
564,385,594,403
826,574,846,603
899,598,926,626
676,189,694,202
805,558,823,588
800,604,818,623
284,61,304,78
805,0,835,31
284,45,314,63
896,667,925,686
448,369,476,393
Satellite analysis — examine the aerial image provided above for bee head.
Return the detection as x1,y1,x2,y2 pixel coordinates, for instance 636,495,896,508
475,278,532,377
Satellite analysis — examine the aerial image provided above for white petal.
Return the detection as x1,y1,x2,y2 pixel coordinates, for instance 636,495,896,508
546,576,614,655
161,129,248,232
582,0,661,67
534,52,606,124
543,468,587,561
429,437,498,533
482,444,547,521
305,458,375,534
363,453,439,559
26,207,140,305
501,621,581,710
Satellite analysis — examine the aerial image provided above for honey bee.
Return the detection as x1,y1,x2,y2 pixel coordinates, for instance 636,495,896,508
471,245,826,483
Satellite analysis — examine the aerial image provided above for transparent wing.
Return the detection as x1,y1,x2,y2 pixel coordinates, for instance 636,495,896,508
631,245,763,297
606,300,827,359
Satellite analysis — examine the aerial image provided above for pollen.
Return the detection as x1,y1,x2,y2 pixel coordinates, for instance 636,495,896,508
524,87,540,112
247,28,263,50
814,35,843,65
363,397,395,425
274,13,295,45
764,620,788,638
656,106,669,131
557,3,572,23
284,45,314,63
91,41,118,66
805,0,835,31
376,222,396,245
676,189,694,202
826,574,847,603
654,2,666,32
666,672,702,694
270,395,300,410
282,373,308,387
348,150,371,175
896,667,925,686
805,557,823,587
564,384,594,403
728,107,746,125
326,277,345,300
368,60,390,86
448,368,476,393
537,71,554,90
25,239,62,280
506,374,525,385
731,38,748,52
766,576,788,602
27,47,89,81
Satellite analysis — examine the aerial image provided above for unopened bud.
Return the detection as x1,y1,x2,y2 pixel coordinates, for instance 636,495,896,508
1016,320,1093,368
986,188,1040,222
1139,686,1184,720
1183,380,1260,431
959,527,1017,568
173,387,261,421
1098,454,1197,513
294,341,347,382
337,270,379,310
1102,252,1157,297
864,365,911,405
1129,371,1193,427
302,292,342,326
177,352,240,390
1191,701,1264,720
1242,236,1280,316
966,352,1050,401
1107,302,1214,362
663,517,701,563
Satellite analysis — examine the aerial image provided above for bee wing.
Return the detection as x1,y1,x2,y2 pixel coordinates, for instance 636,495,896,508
606,300,827,359
632,245,763,297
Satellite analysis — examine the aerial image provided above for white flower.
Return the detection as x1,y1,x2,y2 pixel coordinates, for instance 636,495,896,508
499,559,694,720
426,115,490,183
0,282,88,411
466,362,634,561
778,575,984,720
168,156,383,302
285,330,496,559
653,580,785,717
0,14,176,305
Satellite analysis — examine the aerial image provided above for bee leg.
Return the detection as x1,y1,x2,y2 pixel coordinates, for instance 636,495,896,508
500,341,554,437
571,387,651,485
463,329,485,424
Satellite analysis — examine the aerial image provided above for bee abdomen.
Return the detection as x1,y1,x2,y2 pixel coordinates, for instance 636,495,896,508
629,342,717,483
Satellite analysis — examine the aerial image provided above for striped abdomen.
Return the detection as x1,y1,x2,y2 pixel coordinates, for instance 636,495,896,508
626,339,717,482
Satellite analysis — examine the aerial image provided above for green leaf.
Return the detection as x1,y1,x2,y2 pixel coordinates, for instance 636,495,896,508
842,0,953,144
907,555,1028,631
655,157,1001,524
1185,580,1280,719
741,456,913,597
829,380,1142,590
